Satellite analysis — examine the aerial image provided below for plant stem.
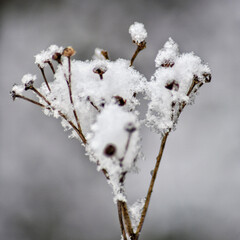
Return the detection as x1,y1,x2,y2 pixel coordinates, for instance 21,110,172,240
135,132,169,239
65,56,86,143
48,61,55,74
38,65,51,92
14,94,45,107
130,41,146,67
117,201,127,240
121,201,135,239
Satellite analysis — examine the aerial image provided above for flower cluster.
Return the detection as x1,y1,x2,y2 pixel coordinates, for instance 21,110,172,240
11,22,211,240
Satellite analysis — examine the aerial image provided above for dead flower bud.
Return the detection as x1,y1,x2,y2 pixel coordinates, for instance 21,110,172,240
63,46,76,57
114,96,126,106
52,52,62,64
24,80,34,91
104,144,116,157
101,50,109,60
93,65,107,80
203,73,212,83
165,80,179,91
124,122,137,133
161,60,174,68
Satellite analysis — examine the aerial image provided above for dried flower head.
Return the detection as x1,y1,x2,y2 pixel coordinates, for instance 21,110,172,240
63,46,76,57
93,65,107,80
104,144,116,157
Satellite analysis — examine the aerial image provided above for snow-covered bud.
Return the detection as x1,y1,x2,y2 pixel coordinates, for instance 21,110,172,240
93,48,109,60
124,122,137,133
165,80,179,91
63,46,76,57
21,74,36,90
203,72,212,83
114,96,126,106
129,22,147,45
52,52,62,64
93,65,107,80
10,84,24,100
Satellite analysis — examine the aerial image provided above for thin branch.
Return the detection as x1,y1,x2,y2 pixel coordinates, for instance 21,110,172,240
121,201,135,239
13,94,45,108
117,201,127,240
28,86,86,143
47,61,55,74
64,56,86,144
135,132,169,239
38,65,51,92
130,41,146,67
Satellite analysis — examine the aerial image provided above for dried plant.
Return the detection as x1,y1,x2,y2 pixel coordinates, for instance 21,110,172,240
11,22,211,240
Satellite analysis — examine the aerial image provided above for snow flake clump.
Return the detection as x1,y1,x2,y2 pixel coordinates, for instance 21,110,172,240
39,57,146,135
35,45,63,68
129,198,145,232
21,73,37,85
146,38,211,135
86,104,140,202
129,22,147,44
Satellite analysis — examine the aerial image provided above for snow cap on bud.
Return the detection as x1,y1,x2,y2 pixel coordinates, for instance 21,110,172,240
10,84,24,100
21,74,37,85
129,22,147,44
155,38,179,68
93,64,107,80
63,46,76,57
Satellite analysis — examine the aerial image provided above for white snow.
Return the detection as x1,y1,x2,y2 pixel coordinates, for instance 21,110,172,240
129,22,147,44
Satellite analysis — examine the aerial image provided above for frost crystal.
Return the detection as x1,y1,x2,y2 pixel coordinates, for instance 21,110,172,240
129,22,147,44
35,45,63,68
129,198,145,232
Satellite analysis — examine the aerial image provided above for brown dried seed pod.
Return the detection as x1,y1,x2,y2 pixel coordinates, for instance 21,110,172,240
161,60,174,68
63,46,76,57
114,96,126,106
104,144,116,157
93,66,107,80
52,52,62,64
165,80,179,91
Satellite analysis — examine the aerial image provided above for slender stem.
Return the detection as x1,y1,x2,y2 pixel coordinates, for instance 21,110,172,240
47,61,55,74
14,94,45,107
31,87,51,105
29,87,86,143
121,201,135,239
38,65,51,92
130,41,146,67
64,57,86,143
117,201,127,240
135,132,169,239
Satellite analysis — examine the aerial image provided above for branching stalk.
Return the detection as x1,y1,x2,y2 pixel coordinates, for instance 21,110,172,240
117,201,127,240
135,132,169,239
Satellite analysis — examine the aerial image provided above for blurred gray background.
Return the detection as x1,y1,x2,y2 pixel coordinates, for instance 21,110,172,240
1,0,240,239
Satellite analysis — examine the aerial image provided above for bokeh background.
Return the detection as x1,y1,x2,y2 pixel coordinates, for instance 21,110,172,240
1,0,240,239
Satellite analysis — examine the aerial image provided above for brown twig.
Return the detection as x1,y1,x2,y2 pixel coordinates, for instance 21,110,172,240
135,132,169,239
64,56,86,143
117,201,127,240
38,65,51,92
28,86,86,143
130,41,146,67
121,201,135,239
47,61,55,74
13,94,45,107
